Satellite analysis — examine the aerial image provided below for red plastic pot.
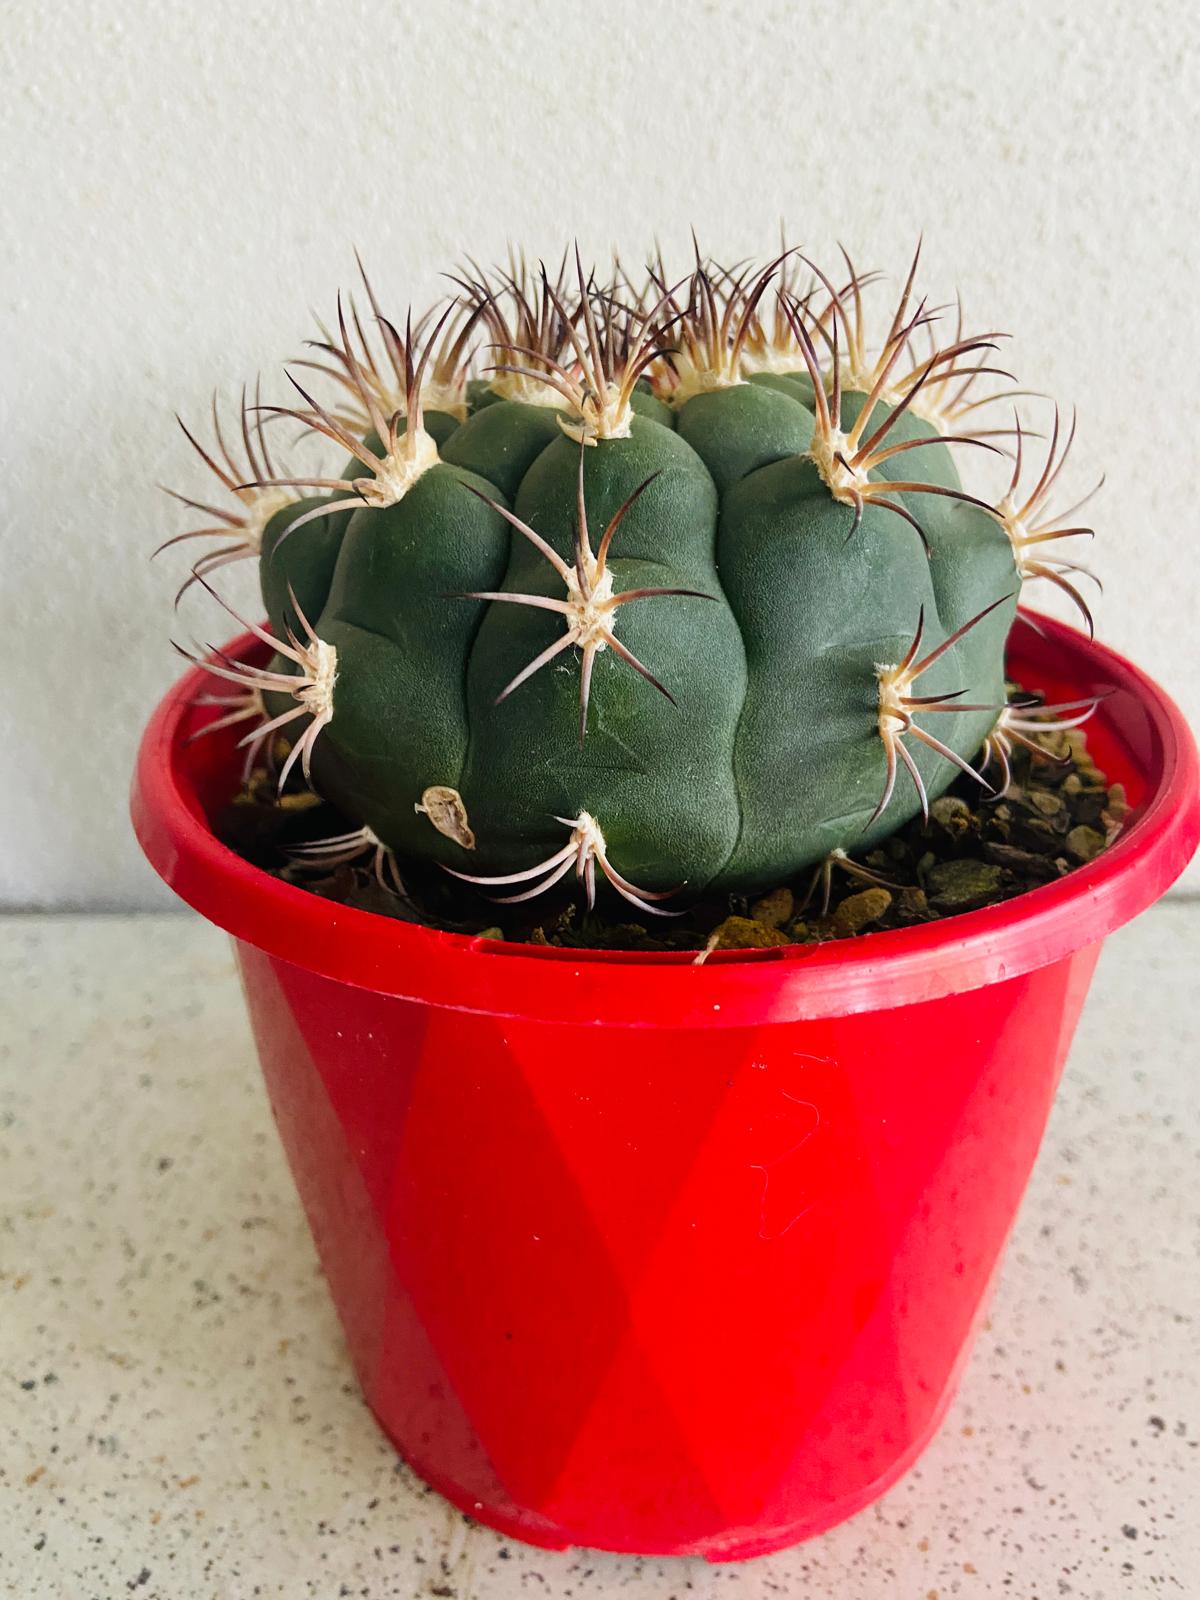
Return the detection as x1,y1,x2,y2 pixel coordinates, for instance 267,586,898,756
132,611,1198,1560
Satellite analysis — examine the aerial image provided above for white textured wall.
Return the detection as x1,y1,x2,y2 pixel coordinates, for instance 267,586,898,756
2,0,1197,908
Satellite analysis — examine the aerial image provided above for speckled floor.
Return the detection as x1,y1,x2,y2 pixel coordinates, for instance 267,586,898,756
1,908,1196,1599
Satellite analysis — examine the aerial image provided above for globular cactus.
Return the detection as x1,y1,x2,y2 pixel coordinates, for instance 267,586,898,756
168,243,1100,914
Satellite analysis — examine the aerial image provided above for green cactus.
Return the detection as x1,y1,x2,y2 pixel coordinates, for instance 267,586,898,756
168,244,1099,914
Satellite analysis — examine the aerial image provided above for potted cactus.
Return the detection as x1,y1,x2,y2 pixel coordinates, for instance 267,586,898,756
133,242,1199,1559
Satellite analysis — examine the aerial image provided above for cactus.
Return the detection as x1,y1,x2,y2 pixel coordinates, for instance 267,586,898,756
168,243,1100,914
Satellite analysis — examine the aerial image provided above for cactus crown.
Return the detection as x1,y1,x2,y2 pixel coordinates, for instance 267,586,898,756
164,237,1102,926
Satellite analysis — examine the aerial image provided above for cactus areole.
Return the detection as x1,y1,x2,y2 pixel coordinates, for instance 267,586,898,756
168,242,1106,919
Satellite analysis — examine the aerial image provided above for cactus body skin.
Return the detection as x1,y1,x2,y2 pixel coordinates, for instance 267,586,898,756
263,407,1015,893
171,247,1097,911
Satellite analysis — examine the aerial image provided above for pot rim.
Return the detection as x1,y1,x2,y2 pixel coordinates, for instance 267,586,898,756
131,610,1199,1027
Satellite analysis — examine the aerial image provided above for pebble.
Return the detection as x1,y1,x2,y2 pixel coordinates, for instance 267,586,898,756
1030,790,1065,818
925,859,1006,913
983,842,1062,881
896,885,930,919
1066,825,1107,863
751,886,795,929
706,915,791,951
930,796,973,835
831,887,893,936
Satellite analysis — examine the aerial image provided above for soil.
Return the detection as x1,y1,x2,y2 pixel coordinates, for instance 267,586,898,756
215,691,1128,954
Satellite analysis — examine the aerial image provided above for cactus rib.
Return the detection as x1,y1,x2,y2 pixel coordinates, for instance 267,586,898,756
458,448,714,740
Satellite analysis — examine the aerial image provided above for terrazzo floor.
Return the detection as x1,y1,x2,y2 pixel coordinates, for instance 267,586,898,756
1,907,1197,1599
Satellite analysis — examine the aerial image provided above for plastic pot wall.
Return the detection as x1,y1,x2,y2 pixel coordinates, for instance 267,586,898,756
132,612,1199,1559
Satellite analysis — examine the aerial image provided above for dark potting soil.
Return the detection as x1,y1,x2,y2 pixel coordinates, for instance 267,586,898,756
215,693,1128,955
